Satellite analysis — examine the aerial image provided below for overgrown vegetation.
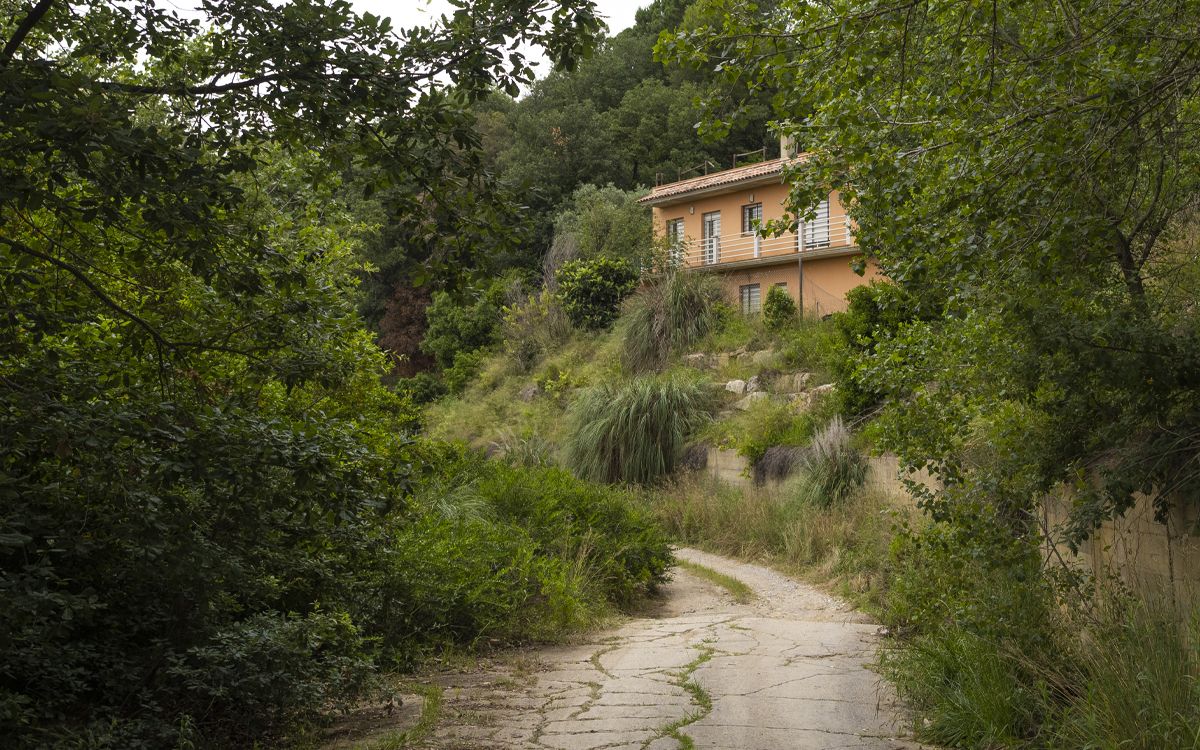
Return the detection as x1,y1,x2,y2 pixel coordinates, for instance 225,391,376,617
649,473,898,610
665,0,1200,745
621,268,725,373
565,374,713,484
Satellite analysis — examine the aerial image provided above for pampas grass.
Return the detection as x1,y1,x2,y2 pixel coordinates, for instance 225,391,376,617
564,374,712,484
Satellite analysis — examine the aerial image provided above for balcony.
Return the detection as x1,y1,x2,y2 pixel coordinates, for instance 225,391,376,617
673,215,856,269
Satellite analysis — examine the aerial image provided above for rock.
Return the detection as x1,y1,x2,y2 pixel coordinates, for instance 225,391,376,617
810,382,835,396
732,391,771,410
716,353,731,369
769,371,812,394
724,379,747,394
746,375,762,393
683,352,714,369
518,383,540,402
750,349,776,367
802,382,835,407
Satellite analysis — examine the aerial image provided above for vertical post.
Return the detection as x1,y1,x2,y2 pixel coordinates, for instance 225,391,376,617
754,233,761,258
797,217,806,315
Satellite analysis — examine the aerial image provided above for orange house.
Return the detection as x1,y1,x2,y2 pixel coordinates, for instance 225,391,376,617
638,150,880,316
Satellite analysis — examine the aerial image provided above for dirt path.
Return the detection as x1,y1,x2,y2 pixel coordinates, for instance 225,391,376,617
417,548,922,750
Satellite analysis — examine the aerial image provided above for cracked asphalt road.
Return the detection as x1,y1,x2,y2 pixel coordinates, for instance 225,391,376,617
422,548,924,750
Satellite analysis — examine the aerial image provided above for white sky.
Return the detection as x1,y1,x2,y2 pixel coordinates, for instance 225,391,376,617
356,0,648,77
367,0,645,36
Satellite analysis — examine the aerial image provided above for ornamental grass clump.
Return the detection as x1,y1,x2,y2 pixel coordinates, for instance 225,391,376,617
621,270,724,373
565,375,712,484
796,416,867,507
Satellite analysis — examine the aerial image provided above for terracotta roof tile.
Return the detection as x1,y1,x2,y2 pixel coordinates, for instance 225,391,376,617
638,157,799,204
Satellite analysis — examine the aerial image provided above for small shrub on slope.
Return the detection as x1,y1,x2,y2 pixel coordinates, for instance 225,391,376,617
762,283,798,330
555,256,639,331
621,269,724,372
565,375,712,484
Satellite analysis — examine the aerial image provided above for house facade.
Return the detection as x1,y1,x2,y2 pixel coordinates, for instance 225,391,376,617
638,155,880,316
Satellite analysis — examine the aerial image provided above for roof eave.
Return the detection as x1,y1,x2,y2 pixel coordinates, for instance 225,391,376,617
638,170,787,207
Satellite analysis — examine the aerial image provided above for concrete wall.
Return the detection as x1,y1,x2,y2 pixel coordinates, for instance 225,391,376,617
1044,488,1200,605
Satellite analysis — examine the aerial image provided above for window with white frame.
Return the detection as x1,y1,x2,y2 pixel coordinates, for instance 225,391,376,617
741,203,762,235
803,198,830,249
665,218,685,260
739,283,761,315
701,211,721,264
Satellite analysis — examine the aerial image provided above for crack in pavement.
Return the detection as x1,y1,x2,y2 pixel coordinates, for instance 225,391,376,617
418,549,927,749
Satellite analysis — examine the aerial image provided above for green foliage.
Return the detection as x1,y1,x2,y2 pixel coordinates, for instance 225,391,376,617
621,269,725,372
421,281,508,370
829,281,920,417
0,0,606,745
397,371,449,405
702,398,815,465
762,284,798,330
501,289,573,373
1047,595,1200,749
444,349,488,394
551,184,653,266
565,375,712,484
555,256,639,331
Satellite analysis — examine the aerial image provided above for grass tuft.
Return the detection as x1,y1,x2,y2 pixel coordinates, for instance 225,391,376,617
676,559,756,604
564,374,712,484
621,270,725,373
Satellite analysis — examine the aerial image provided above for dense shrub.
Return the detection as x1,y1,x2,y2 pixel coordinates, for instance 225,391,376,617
548,184,653,273
831,281,921,416
396,370,449,405
565,375,712,484
621,269,724,372
762,283,798,330
443,349,488,394
421,281,508,370
365,452,673,663
700,397,815,466
555,256,639,331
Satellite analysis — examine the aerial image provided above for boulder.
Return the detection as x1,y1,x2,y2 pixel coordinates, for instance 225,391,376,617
746,375,762,393
724,379,747,394
768,371,812,394
683,352,714,370
518,383,540,402
732,391,771,411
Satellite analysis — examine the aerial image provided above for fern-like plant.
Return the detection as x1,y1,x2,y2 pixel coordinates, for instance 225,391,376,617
565,375,712,484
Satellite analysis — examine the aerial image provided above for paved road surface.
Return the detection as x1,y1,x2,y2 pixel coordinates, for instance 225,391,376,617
422,548,923,750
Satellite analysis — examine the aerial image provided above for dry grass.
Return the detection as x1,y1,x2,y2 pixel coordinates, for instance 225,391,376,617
648,473,913,611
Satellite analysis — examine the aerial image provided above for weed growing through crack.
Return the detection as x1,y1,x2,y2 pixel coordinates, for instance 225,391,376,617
676,560,756,604
645,644,717,749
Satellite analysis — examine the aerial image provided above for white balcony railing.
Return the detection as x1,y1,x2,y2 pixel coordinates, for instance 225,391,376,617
674,216,855,268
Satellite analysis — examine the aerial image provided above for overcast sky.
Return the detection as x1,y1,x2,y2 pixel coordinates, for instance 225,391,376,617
356,0,648,77
371,0,645,35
